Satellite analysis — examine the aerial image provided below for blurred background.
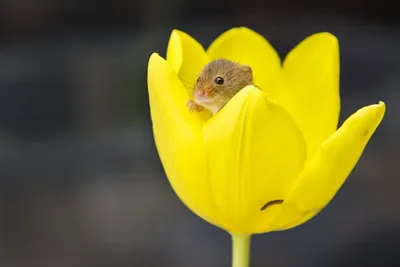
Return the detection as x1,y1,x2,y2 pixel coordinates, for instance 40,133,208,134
0,0,399,266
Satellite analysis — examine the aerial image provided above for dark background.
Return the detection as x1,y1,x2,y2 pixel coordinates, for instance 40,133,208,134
0,1,399,266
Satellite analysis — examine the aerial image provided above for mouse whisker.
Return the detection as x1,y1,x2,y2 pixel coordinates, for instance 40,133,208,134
180,73,200,82
179,78,196,89
179,78,194,85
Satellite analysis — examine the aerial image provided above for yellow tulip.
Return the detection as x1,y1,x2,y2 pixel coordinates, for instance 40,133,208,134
147,27,385,266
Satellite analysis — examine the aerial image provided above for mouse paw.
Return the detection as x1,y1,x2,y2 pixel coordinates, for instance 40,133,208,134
186,100,203,112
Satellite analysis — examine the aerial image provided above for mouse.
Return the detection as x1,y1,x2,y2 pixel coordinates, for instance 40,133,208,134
186,59,254,115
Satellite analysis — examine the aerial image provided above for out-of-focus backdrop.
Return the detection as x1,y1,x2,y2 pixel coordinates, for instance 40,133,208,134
0,1,399,266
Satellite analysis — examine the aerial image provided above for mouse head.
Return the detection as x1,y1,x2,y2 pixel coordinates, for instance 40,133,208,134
194,59,253,110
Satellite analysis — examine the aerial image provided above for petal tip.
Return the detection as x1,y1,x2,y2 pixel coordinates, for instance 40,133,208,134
283,32,339,68
166,29,208,75
231,26,263,37
236,26,255,32
309,32,338,45
375,101,386,119
367,101,386,119
148,52,163,66
169,29,196,42
148,53,169,82
208,27,265,48
169,29,188,40
341,101,386,142
315,31,338,38
170,29,182,35
149,52,160,59
304,32,339,52
168,29,180,44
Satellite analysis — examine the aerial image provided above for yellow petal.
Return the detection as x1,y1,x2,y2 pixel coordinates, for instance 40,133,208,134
166,29,210,93
207,27,282,93
270,33,340,157
202,86,307,234
147,53,226,229
270,102,385,231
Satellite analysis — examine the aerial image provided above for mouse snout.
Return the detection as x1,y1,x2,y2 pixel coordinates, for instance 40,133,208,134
195,87,214,97
195,89,206,97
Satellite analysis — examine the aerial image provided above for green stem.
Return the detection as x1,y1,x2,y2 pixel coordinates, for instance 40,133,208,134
231,234,251,267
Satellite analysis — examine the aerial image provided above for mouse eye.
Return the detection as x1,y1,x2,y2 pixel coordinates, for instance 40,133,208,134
215,77,224,85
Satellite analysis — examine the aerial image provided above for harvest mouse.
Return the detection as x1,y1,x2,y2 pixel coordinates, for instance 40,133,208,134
186,59,254,115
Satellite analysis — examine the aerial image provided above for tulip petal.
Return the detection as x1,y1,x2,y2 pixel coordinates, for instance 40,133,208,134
207,27,282,93
270,33,340,158
166,29,210,93
202,86,307,234
148,53,226,229
270,102,385,231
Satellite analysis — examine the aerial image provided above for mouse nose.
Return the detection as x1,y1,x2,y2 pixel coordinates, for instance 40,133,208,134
195,90,206,97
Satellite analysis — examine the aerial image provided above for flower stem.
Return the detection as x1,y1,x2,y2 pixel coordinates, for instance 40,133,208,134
231,234,251,267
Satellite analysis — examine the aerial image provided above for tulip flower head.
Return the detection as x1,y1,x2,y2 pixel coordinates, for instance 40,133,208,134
147,27,385,236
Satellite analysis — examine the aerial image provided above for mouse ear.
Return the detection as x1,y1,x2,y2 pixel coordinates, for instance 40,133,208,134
242,65,253,81
242,65,253,73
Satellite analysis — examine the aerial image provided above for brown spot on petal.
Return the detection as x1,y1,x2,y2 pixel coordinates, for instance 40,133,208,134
260,199,284,211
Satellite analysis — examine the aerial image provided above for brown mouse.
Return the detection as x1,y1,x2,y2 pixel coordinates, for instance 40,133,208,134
186,59,254,115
